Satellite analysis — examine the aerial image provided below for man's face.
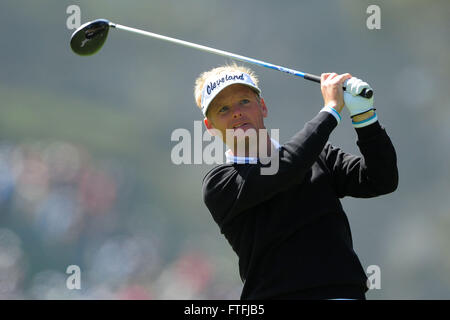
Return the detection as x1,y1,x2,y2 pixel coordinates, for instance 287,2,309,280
204,84,268,144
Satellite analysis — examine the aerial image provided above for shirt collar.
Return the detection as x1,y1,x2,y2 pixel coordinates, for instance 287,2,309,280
225,138,281,164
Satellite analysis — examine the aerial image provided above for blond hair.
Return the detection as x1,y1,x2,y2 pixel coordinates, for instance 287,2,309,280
193,63,260,109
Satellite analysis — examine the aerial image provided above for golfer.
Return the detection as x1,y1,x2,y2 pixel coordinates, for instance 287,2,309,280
194,64,398,300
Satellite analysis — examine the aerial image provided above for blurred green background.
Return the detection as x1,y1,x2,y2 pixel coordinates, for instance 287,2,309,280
0,0,449,299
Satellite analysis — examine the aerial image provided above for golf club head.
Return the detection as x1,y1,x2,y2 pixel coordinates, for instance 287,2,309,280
70,19,111,56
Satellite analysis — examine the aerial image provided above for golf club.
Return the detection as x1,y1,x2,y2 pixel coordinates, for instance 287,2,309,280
70,19,373,99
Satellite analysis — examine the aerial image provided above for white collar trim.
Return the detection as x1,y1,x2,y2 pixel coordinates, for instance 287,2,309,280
225,138,281,164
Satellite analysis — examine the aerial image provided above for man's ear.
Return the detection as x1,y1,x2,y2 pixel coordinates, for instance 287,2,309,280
204,118,217,136
260,97,268,118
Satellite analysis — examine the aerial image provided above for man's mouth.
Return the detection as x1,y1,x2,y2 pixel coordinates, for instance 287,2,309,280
232,122,249,129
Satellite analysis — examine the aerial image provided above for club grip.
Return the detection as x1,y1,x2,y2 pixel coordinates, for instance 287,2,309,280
304,73,373,99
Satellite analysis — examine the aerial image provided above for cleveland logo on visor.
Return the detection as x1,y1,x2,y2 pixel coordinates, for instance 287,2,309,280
206,73,245,95
201,72,260,116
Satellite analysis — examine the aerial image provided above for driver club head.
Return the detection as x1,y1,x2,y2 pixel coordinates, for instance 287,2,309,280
70,19,111,56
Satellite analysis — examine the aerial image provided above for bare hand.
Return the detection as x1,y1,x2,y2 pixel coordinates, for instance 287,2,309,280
320,73,352,113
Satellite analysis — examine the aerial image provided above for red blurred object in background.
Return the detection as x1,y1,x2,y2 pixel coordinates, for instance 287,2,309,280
116,284,153,300
78,168,117,215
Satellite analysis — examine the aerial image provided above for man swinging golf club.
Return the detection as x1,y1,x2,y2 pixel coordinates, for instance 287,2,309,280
195,64,398,300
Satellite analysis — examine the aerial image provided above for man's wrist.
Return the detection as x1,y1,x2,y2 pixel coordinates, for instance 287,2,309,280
352,109,378,128
352,109,375,122
320,104,342,124
324,102,343,114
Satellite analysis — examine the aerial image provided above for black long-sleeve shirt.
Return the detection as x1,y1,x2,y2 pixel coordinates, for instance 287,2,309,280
202,111,398,299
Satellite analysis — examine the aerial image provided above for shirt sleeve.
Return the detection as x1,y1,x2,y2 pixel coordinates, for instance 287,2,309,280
203,111,337,228
321,121,399,199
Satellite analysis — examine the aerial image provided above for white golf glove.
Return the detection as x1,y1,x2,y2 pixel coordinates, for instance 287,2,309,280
343,77,377,128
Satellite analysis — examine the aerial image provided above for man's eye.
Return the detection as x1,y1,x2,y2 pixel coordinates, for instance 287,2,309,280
219,106,229,113
241,99,250,104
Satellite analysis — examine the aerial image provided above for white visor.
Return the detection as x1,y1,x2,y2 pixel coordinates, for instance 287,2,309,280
201,71,261,116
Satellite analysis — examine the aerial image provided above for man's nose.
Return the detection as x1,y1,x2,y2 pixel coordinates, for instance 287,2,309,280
232,104,242,118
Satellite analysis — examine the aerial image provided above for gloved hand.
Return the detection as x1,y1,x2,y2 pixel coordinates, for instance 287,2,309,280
343,77,374,117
